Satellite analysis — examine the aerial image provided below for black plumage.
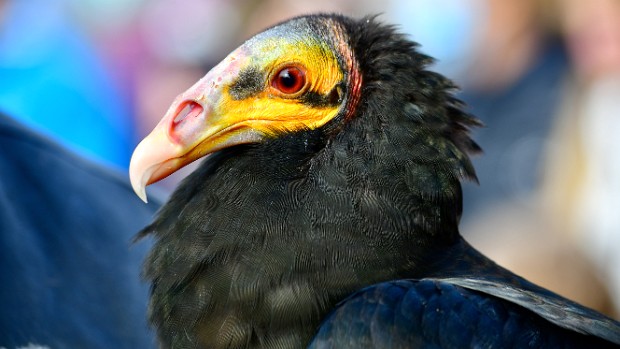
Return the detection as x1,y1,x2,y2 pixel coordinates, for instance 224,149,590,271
310,279,615,348
132,14,620,348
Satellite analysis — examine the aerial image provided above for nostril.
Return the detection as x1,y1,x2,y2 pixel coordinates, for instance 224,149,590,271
174,101,204,125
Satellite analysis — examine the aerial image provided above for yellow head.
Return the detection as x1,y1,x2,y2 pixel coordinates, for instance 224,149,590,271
130,16,361,201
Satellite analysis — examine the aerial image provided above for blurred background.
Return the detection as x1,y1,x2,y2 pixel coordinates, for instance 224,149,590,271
1,0,618,318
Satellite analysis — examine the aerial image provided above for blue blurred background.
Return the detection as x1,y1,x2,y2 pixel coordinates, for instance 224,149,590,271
1,0,619,318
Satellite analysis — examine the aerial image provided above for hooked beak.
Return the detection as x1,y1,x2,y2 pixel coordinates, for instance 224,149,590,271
129,49,260,202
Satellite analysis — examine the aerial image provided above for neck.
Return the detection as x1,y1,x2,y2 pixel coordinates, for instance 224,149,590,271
145,121,468,348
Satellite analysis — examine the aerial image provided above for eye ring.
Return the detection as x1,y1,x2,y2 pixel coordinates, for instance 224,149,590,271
271,65,307,95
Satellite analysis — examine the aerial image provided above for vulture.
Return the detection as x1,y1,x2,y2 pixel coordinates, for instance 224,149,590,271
129,14,620,348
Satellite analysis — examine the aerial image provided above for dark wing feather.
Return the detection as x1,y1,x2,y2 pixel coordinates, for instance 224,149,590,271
445,277,620,345
309,279,619,348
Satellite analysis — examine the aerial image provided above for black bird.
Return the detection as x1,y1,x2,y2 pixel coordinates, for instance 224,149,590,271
129,14,620,348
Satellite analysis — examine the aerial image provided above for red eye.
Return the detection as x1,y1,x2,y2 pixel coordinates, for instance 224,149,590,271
272,66,306,94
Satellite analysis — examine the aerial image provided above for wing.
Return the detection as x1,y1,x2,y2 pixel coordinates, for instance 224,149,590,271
445,277,620,345
308,279,620,348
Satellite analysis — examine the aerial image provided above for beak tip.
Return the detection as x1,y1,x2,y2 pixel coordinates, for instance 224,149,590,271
139,194,149,204
129,144,152,204
129,169,149,203
136,185,149,204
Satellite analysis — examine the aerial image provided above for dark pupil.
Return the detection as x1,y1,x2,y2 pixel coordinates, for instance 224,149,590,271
279,69,297,88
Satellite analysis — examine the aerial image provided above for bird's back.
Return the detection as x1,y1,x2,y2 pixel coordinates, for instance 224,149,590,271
310,278,620,348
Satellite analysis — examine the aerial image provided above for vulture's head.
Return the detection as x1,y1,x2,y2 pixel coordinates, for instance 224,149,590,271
130,14,480,204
